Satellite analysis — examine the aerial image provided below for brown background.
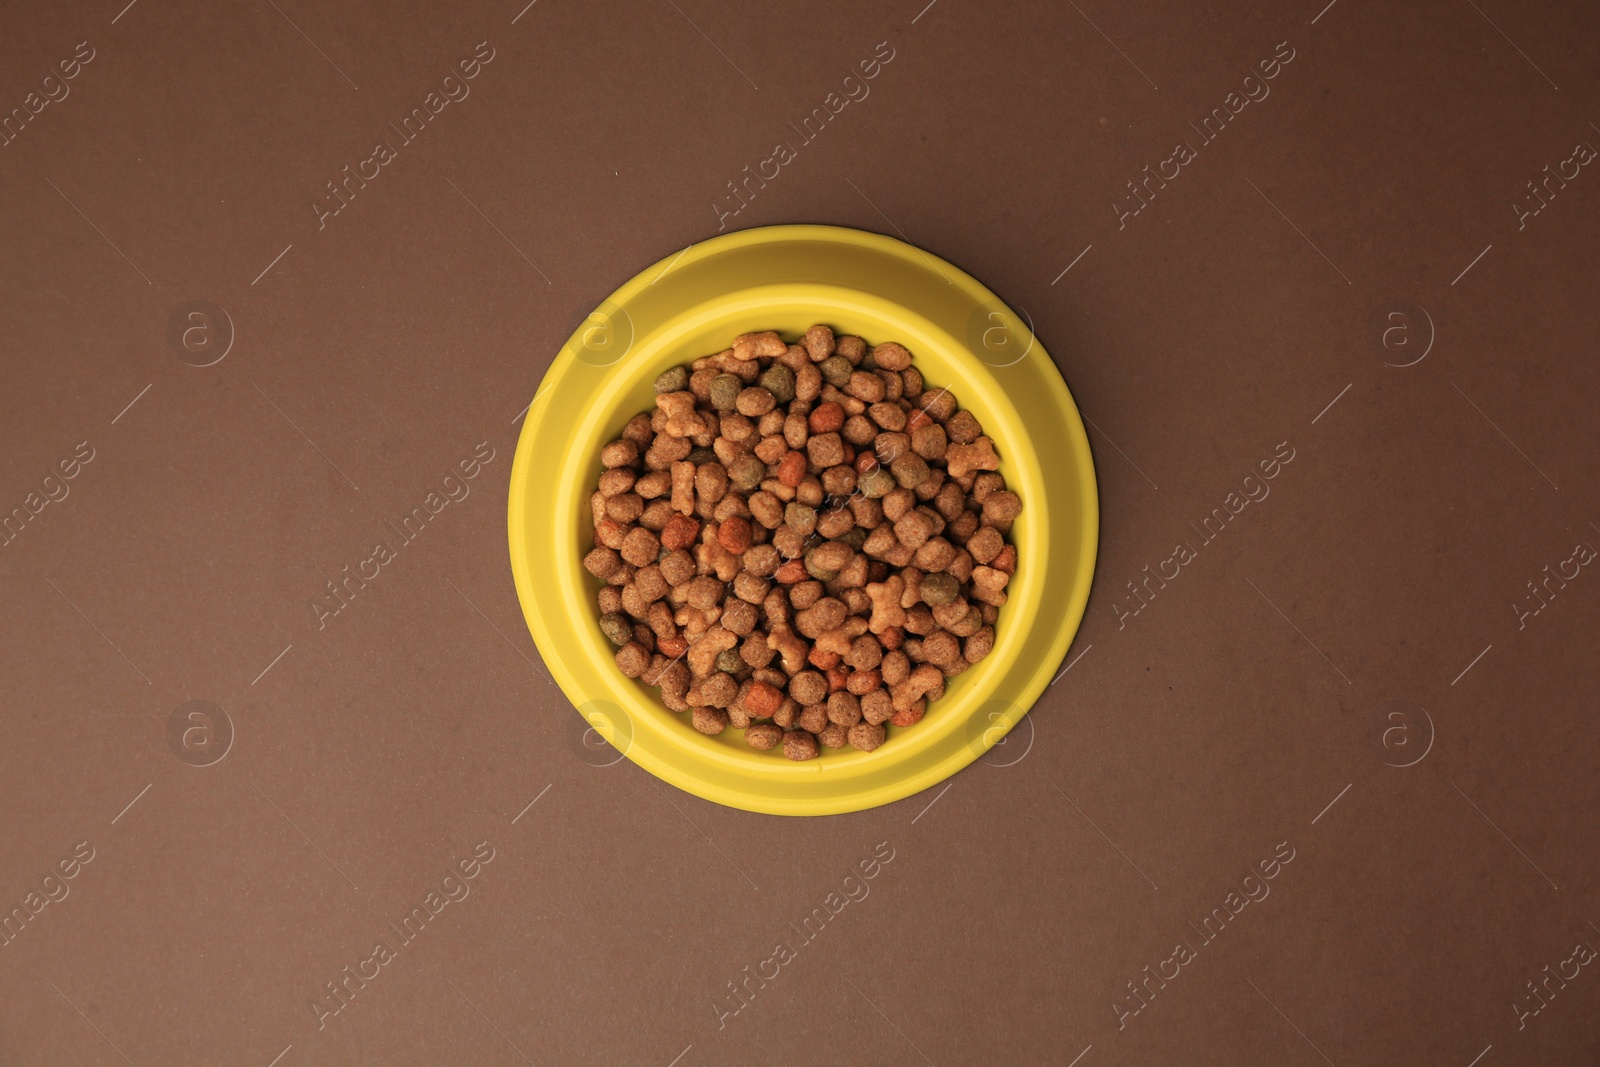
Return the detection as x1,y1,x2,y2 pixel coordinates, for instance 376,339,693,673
2,0,1597,1063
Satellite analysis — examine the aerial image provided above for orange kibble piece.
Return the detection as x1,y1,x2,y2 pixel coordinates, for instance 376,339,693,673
660,513,700,551
808,401,845,434
890,700,925,727
808,647,841,670
718,515,753,554
744,681,783,717
777,450,807,487
773,559,807,584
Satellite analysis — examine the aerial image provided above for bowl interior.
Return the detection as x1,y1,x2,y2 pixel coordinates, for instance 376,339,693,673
565,285,1044,773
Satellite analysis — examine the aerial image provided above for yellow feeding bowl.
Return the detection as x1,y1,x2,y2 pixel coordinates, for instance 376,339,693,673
509,225,1097,816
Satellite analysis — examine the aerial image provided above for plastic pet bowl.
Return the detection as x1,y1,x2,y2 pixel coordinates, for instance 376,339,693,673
509,224,1096,815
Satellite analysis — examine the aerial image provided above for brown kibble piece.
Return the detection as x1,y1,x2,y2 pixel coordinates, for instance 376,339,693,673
839,414,878,447
860,690,893,726
697,461,731,503
982,490,1022,526
746,722,783,750
788,670,828,705
584,546,623,579
803,324,835,362
736,386,777,417
797,705,829,733
615,642,651,677
687,625,738,677
918,389,957,422
605,494,644,524
890,453,931,488
734,331,787,361
692,706,730,735
848,722,887,752
826,691,862,727
944,410,982,444
594,519,628,550
657,391,708,437
880,649,911,686
911,423,947,460
893,510,936,550
806,432,846,469
783,730,819,761
945,437,1000,479
890,663,943,711
964,626,996,663
869,402,907,432
846,669,881,695
921,630,962,666
659,549,696,587
635,566,669,603
865,574,908,634
671,461,696,515
970,565,1010,606
870,342,911,371
966,526,1004,565
598,468,636,497
846,371,886,403
845,634,883,671
601,439,639,468
742,543,781,577
620,526,660,567
794,597,848,639
698,673,738,708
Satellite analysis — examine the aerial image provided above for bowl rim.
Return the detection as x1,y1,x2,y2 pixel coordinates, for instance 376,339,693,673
509,224,1098,815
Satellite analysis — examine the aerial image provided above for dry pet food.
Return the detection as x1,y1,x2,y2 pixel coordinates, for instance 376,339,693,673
583,327,1021,760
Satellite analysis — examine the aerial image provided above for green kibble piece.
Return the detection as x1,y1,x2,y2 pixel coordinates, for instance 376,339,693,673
890,453,931,488
729,453,766,490
786,502,817,535
858,468,896,498
654,366,689,393
709,373,743,411
804,556,840,582
820,355,853,387
841,526,868,551
716,649,744,673
921,572,960,605
687,447,718,465
598,612,634,646
760,365,796,403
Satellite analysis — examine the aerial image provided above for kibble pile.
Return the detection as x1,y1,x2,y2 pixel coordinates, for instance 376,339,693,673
583,327,1020,761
